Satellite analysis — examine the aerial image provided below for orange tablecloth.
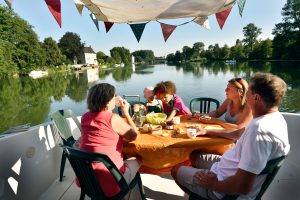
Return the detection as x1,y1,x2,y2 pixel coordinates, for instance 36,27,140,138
123,115,233,174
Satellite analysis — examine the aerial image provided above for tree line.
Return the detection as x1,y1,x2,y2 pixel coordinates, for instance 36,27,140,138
166,0,300,63
1,0,299,76
0,6,143,76
0,5,159,77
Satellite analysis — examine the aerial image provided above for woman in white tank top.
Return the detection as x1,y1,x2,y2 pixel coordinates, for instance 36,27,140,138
199,78,253,137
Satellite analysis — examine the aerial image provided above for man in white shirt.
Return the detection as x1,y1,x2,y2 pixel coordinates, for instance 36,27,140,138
171,72,290,200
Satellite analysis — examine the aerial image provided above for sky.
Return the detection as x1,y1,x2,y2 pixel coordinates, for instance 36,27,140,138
0,0,286,57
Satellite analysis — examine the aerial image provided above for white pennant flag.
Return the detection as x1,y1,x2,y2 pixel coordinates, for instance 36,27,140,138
193,16,210,30
4,0,13,9
73,0,85,15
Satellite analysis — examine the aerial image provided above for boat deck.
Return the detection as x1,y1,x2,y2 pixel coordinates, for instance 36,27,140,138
39,112,300,200
2,113,299,200
39,164,189,200
40,158,300,200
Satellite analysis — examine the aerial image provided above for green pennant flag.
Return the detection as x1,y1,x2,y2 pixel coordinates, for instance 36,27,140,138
129,23,146,42
238,0,246,17
89,13,99,31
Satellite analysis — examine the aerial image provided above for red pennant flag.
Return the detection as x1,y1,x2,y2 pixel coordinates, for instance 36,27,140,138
45,0,62,28
215,7,232,30
104,22,114,33
160,23,176,42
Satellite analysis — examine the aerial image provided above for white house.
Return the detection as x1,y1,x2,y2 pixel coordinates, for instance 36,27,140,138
78,46,98,66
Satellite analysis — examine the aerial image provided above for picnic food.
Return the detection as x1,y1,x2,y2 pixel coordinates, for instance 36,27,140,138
146,113,167,125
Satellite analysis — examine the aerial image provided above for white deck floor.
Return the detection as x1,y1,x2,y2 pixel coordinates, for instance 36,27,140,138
40,165,189,200
40,158,300,200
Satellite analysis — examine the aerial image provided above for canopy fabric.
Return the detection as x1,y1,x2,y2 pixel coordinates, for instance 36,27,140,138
80,0,236,23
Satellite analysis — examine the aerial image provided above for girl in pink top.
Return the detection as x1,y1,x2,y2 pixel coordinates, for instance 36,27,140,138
153,81,191,122
77,83,141,199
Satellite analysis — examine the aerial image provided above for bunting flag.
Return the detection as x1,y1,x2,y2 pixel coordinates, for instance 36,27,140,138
73,0,84,15
193,17,210,30
129,23,146,42
4,0,13,9
215,7,232,30
104,22,114,33
238,0,246,17
44,0,62,28
89,13,99,31
160,23,177,42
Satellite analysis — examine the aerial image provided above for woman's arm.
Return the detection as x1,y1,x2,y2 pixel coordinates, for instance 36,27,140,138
197,104,252,140
112,100,138,142
207,99,229,118
201,104,252,130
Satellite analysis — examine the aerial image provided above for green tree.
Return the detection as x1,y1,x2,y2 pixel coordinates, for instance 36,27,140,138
0,39,18,76
242,23,262,57
250,39,273,59
182,46,193,61
192,42,205,59
107,57,116,66
110,47,131,65
233,39,246,59
96,51,107,65
174,51,182,62
166,53,175,62
58,32,84,64
204,45,214,60
272,0,300,59
220,44,230,59
0,6,46,73
132,50,155,63
212,44,221,59
42,37,65,67
273,0,300,36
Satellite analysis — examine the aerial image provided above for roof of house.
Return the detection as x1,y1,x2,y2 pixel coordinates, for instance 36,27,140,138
83,46,96,54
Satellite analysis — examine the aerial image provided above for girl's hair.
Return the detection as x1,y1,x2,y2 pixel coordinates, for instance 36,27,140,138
153,81,176,96
87,83,115,112
228,78,248,106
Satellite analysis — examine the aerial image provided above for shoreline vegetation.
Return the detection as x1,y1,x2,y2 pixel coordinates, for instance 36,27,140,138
0,1,299,78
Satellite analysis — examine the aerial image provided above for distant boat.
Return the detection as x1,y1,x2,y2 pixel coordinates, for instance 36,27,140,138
28,70,48,79
225,59,237,64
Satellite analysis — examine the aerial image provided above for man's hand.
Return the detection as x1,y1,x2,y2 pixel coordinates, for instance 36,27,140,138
194,170,218,190
196,127,207,136
199,115,221,124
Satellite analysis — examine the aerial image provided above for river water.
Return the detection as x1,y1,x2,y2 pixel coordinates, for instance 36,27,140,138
1,61,300,133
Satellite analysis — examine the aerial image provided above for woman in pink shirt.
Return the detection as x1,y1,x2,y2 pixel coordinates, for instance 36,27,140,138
77,83,141,199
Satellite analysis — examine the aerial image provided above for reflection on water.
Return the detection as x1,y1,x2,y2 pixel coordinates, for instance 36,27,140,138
1,61,300,133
